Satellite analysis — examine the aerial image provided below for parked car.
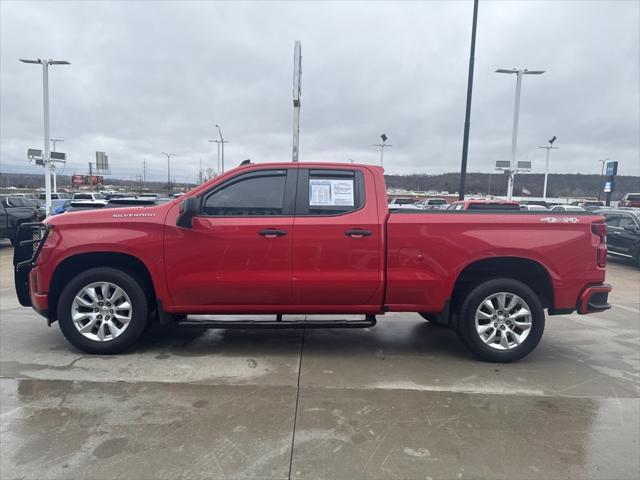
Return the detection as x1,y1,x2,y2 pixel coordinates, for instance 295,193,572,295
520,205,549,212
14,162,610,362
388,197,419,209
51,199,72,215
619,193,640,208
416,198,448,210
447,200,521,211
570,200,605,211
595,209,640,267
38,193,71,200
72,192,107,202
549,205,586,213
0,196,39,245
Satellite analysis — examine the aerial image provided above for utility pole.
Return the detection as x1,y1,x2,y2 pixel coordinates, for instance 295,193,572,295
88,162,93,192
373,134,391,168
292,40,302,162
458,0,479,200
143,158,147,187
20,58,70,216
495,67,545,200
538,136,558,199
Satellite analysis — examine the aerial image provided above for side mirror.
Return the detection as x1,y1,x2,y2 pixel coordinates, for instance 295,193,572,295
176,197,199,228
624,225,638,232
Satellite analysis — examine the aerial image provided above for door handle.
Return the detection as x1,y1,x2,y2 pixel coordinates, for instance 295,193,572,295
345,229,372,238
259,229,287,238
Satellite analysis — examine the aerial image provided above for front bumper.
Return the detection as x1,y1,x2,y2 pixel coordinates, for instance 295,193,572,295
577,283,612,314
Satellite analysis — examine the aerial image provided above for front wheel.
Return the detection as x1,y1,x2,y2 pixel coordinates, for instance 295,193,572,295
457,278,545,363
57,267,149,354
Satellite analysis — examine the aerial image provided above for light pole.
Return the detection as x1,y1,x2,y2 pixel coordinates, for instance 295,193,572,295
19,58,70,216
161,152,175,194
597,158,609,201
373,134,391,168
208,139,222,174
215,124,228,173
538,135,558,199
50,138,64,193
495,68,545,200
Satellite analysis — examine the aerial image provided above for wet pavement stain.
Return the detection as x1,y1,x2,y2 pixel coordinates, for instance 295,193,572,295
93,437,128,459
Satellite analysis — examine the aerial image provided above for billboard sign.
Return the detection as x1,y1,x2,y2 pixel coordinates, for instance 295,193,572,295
72,175,104,187
604,181,614,193
605,161,618,177
517,161,532,170
95,151,110,173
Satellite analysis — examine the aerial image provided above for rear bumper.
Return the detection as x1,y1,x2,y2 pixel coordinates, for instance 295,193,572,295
577,283,612,314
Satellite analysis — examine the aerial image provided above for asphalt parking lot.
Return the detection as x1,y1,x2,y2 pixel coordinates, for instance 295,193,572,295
1,240,638,480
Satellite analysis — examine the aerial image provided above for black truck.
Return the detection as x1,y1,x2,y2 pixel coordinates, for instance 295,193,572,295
0,196,39,246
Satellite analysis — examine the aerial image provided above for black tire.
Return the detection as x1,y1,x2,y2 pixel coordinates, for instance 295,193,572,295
457,278,545,363
57,267,149,354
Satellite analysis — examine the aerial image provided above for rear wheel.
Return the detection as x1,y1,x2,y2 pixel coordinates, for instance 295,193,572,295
457,278,545,362
57,267,149,354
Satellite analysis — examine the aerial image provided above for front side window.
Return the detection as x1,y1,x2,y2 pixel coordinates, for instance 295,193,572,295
202,170,287,216
619,215,638,229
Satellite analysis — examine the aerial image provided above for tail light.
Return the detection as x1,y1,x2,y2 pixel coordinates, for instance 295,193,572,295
591,221,607,267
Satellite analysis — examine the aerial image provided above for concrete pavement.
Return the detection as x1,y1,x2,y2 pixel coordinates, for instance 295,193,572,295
1,240,638,479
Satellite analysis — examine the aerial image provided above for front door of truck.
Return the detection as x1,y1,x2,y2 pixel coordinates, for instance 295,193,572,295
291,168,383,309
164,168,297,309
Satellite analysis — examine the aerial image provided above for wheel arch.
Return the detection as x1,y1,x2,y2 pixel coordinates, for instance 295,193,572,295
450,256,554,314
48,252,157,324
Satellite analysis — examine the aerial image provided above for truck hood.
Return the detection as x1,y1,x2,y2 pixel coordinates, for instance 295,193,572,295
45,202,173,227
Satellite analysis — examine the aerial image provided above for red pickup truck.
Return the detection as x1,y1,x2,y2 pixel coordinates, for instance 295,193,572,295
14,162,611,362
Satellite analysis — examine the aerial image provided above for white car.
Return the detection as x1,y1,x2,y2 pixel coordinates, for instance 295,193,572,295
416,198,448,210
520,205,549,212
73,192,107,202
549,205,585,212
388,198,420,210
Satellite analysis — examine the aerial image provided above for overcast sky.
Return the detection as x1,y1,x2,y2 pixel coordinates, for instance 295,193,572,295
1,0,639,182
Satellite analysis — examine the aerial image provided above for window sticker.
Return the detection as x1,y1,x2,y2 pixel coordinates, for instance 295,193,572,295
309,178,354,206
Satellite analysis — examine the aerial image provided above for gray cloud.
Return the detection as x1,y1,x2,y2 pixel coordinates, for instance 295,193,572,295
1,0,638,183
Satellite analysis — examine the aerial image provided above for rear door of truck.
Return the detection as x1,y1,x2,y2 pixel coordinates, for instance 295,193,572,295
291,167,384,310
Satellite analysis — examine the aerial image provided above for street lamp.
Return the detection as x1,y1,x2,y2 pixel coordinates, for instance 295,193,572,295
538,135,558,199
161,152,175,194
19,58,70,216
215,124,229,173
373,133,392,167
495,68,545,200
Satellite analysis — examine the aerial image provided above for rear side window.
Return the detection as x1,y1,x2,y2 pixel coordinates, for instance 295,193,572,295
202,170,288,216
74,194,92,200
626,194,640,201
296,169,364,216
